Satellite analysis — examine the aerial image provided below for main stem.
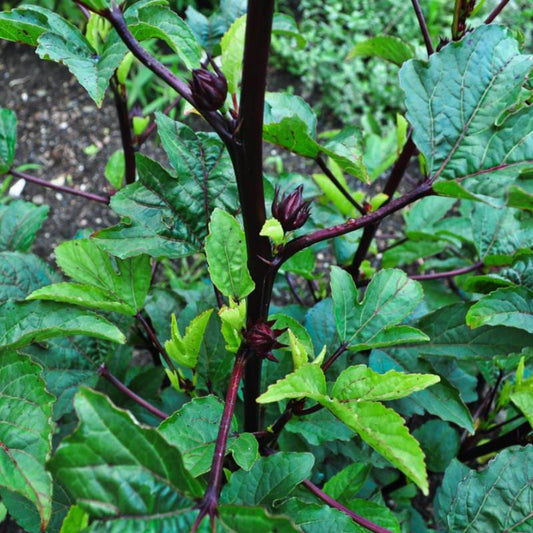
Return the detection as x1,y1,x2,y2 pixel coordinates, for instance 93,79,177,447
231,0,276,433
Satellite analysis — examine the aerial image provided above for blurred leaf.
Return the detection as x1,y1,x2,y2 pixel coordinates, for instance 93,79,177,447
0,108,16,174
0,200,48,252
413,420,459,472
349,35,413,65
323,463,370,503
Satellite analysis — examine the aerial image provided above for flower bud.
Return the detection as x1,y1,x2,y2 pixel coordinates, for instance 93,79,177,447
244,319,286,361
272,185,311,232
189,68,228,111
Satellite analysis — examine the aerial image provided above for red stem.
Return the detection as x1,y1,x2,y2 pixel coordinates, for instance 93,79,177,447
411,260,483,281
98,363,169,420
302,479,393,533
485,0,511,23
411,0,434,55
9,169,110,204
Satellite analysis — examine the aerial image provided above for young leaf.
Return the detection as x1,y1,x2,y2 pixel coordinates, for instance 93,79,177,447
256,364,327,404
327,399,429,494
436,446,533,532
221,15,246,93
28,239,151,316
0,352,54,533
348,36,413,66
220,452,315,506
159,395,238,477
165,309,213,369
227,432,259,472
260,218,285,245
466,287,533,333
205,209,254,300
50,388,202,520
0,251,61,303
0,200,48,252
0,301,125,351
0,108,16,174
104,150,125,190
330,267,428,351
331,364,439,402
401,25,533,203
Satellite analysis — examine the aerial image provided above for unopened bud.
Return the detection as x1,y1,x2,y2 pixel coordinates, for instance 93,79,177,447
272,185,311,232
244,319,286,361
190,68,228,111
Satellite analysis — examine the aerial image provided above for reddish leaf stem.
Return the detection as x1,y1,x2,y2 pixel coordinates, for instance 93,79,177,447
410,260,484,281
98,363,168,420
411,0,434,55
302,479,393,533
9,169,110,204
485,0,511,23
315,156,366,215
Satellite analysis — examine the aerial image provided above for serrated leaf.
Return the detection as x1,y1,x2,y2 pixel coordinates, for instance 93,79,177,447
0,200,48,252
205,209,254,300
0,108,16,174
0,251,61,303
159,395,238,477
332,364,439,402
327,399,429,494
256,364,327,404
0,352,54,533
401,25,533,203
0,300,125,351
348,36,413,66
467,286,533,333
285,409,354,446
322,463,370,503
330,267,427,351
221,452,314,506
28,239,151,316
263,93,368,181
50,388,202,520
436,446,533,532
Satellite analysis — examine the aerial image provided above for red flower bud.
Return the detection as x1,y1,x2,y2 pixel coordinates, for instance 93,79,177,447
190,68,228,111
244,319,287,361
272,185,311,232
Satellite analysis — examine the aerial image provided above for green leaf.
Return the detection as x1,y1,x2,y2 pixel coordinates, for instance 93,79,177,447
326,399,429,494
330,267,428,351
414,303,533,360
401,25,533,202
0,352,54,533
322,463,370,503
104,150,125,190
510,372,533,427
260,218,285,245
413,420,460,473
346,500,401,533
205,209,254,300
159,395,238,478
256,364,327,404
0,300,125,351
221,452,314,506
28,239,151,316
220,15,246,94
50,388,202,520
60,505,89,533
263,93,368,182
127,5,201,70
348,36,413,66
165,309,213,369
0,200,48,252
0,108,16,174
227,433,259,472
0,251,61,303
467,287,533,333
382,240,447,268
282,247,315,280
370,349,474,432
332,364,439,402
436,446,533,532
74,0,114,12
285,409,354,446
405,197,456,241
272,13,306,48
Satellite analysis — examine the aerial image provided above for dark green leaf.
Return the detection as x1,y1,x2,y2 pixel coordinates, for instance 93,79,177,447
0,108,16,174
285,409,354,446
0,352,54,532
0,200,48,252
323,463,370,503
220,452,314,506
413,420,459,473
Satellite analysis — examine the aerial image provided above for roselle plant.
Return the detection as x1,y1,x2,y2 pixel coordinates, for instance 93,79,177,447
0,0,532,531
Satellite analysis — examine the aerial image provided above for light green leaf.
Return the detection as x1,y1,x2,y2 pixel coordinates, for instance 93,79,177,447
159,395,238,478
0,352,54,533
287,329,309,370
0,200,48,252
401,25,533,203
285,409,354,446
50,388,202,520
205,209,254,300
0,108,16,174
330,267,427,350
28,239,151,316
0,251,61,303
270,313,315,358
60,505,89,533
0,300,125,351
221,15,246,94
260,218,285,245
467,287,533,333
348,36,413,66
510,376,533,427
272,13,305,48
74,0,115,12
327,399,429,494
282,247,315,280
165,309,213,369
256,364,327,404
104,150,125,190
436,446,533,532
227,433,259,472
221,452,314,506
332,364,439,402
